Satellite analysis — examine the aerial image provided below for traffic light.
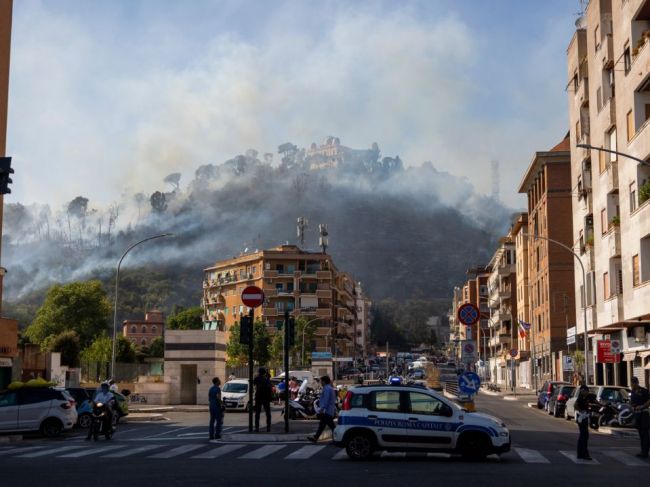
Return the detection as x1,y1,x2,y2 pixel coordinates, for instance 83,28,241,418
0,157,13,195
288,317,295,347
239,316,251,345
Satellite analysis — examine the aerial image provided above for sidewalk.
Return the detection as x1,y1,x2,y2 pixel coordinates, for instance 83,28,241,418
480,386,536,401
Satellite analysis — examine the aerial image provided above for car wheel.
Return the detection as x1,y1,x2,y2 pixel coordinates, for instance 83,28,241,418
78,413,92,429
553,405,560,418
537,400,543,410
458,432,490,461
565,408,572,420
41,418,63,438
547,402,554,415
345,432,375,460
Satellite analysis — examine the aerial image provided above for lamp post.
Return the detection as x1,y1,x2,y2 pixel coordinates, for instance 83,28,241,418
576,143,650,167
523,232,589,385
299,316,322,367
111,233,173,379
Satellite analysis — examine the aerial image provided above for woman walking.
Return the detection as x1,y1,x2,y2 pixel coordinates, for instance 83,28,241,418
575,385,592,460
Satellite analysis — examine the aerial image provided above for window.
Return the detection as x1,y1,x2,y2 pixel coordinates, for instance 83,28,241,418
608,128,617,162
624,46,631,74
599,147,607,173
631,182,638,212
141,325,147,333
627,110,634,141
409,392,448,415
141,338,147,346
603,272,610,299
0,392,17,407
131,326,136,334
633,254,640,286
275,320,283,329
601,208,607,235
371,391,401,412
152,325,157,333
594,24,600,50
276,283,284,291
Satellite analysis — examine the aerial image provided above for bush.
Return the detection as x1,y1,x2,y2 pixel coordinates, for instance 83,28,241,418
639,182,650,205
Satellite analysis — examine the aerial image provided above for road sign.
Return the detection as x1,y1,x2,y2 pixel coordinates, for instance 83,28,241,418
509,348,518,358
458,372,481,395
567,326,576,346
461,340,476,363
457,303,480,326
563,355,574,372
610,339,621,354
312,352,332,360
241,286,265,308
597,340,620,364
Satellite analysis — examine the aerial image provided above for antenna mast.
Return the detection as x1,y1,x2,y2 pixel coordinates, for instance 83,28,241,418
297,217,308,247
319,224,329,254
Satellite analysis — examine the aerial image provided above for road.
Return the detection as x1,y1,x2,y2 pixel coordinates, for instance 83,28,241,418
0,394,645,486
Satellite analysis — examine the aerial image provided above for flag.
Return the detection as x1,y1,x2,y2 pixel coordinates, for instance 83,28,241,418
518,319,531,339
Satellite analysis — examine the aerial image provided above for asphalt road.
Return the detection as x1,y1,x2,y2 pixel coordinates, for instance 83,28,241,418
0,394,646,487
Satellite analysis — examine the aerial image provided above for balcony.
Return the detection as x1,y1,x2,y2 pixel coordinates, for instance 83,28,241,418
263,270,279,279
576,77,589,104
316,271,332,280
602,33,614,70
604,161,619,193
632,33,650,81
602,294,624,324
580,191,593,214
316,308,333,318
497,263,516,276
489,334,512,347
498,288,511,299
493,308,512,323
316,289,332,299
263,308,278,317
606,225,621,257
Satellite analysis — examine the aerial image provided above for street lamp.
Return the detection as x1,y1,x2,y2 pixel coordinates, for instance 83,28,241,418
111,233,173,379
523,232,589,385
298,316,323,367
576,143,650,167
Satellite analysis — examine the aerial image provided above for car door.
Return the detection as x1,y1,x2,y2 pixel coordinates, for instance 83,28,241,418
404,391,457,449
0,391,18,431
368,389,410,448
17,389,51,430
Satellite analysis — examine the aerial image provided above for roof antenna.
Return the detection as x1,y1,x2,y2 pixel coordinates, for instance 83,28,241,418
297,217,308,248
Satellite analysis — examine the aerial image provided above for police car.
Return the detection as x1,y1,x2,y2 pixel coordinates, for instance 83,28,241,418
333,383,510,460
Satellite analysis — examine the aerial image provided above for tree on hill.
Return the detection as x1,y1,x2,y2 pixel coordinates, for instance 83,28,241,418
166,306,204,330
24,280,111,348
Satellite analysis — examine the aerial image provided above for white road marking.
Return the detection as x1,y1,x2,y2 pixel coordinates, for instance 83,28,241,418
103,444,164,458
284,445,326,459
426,452,451,459
560,451,600,464
238,444,287,459
514,447,550,464
58,445,122,458
148,444,205,458
331,449,348,460
192,444,246,459
144,426,193,438
16,445,85,458
380,451,406,458
0,446,46,456
600,450,650,466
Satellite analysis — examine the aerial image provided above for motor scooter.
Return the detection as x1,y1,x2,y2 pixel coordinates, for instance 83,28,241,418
88,401,115,441
283,379,320,420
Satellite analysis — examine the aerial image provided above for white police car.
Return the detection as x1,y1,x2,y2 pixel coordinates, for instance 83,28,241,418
333,383,510,460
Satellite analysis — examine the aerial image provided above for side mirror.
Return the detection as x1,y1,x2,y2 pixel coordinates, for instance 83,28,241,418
442,405,453,417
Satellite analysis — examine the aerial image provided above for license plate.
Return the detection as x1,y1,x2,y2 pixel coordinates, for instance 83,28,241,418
226,402,236,407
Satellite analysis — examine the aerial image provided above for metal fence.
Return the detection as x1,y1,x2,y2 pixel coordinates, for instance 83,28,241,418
81,361,156,383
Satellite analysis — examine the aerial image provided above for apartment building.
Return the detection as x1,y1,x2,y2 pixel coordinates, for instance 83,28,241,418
486,238,517,386
122,311,164,348
567,0,650,388
202,245,366,360
518,135,577,383
354,282,372,360
511,213,532,388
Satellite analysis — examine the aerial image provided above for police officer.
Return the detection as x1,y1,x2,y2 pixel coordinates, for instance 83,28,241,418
630,376,650,459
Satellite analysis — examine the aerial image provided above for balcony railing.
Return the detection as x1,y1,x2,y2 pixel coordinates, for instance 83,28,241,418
606,225,621,257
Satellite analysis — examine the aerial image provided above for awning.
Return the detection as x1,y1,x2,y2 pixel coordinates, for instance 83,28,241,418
639,351,650,358
623,352,638,362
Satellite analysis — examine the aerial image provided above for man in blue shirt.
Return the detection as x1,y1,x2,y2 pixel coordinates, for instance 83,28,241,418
308,375,336,443
208,377,223,440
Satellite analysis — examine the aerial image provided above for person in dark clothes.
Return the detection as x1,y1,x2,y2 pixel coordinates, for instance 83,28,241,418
575,384,592,460
208,377,223,440
254,367,272,432
630,376,650,459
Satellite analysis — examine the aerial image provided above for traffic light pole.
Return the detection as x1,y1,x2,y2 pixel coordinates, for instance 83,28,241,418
283,310,290,433
247,309,254,433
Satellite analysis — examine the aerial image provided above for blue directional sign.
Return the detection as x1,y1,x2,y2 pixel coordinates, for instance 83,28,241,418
458,372,481,395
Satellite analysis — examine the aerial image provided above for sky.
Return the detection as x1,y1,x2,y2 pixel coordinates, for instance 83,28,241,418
6,0,582,209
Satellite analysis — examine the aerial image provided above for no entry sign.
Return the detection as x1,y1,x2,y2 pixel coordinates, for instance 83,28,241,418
457,303,480,326
241,286,265,308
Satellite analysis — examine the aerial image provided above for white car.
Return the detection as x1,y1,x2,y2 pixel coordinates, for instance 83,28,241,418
333,383,510,460
222,379,250,411
0,387,78,437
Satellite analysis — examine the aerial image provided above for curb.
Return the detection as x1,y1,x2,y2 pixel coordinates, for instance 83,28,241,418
0,435,22,444
597,426,639,439
123,413,168,422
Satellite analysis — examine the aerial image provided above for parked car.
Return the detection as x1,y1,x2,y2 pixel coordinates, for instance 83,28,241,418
66,387,93,427
564,386,630,420
536,381,571,411
222,379,250,411
0,386,77,437
547,385,576,417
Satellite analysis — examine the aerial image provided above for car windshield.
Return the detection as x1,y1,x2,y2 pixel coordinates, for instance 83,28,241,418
223,383,248,393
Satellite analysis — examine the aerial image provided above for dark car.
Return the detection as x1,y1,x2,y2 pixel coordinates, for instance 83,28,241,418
547,385,576,417
537,380,571,411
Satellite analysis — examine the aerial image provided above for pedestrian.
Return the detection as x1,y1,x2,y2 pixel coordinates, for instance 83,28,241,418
253,367,272,432
630,376,650,459
228,373,236,382
108,379,118,392
289,377,299,400
575,384,592,460
308,375,337,443
208,377,223,440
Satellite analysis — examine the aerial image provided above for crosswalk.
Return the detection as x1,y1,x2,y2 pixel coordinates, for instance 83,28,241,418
0,443,647,466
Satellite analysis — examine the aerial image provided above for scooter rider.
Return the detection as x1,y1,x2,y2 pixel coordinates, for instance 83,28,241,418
87,382,115,438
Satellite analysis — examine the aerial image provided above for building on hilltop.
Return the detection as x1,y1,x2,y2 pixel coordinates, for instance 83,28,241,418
122,311,165,348
567,0,650,388
202,244,368,363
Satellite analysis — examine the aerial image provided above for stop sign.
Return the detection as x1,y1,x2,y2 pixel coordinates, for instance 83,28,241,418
241,286,265,308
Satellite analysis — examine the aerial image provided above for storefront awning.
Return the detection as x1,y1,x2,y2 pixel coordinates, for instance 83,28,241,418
639,351,650,359
623,352,638,362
